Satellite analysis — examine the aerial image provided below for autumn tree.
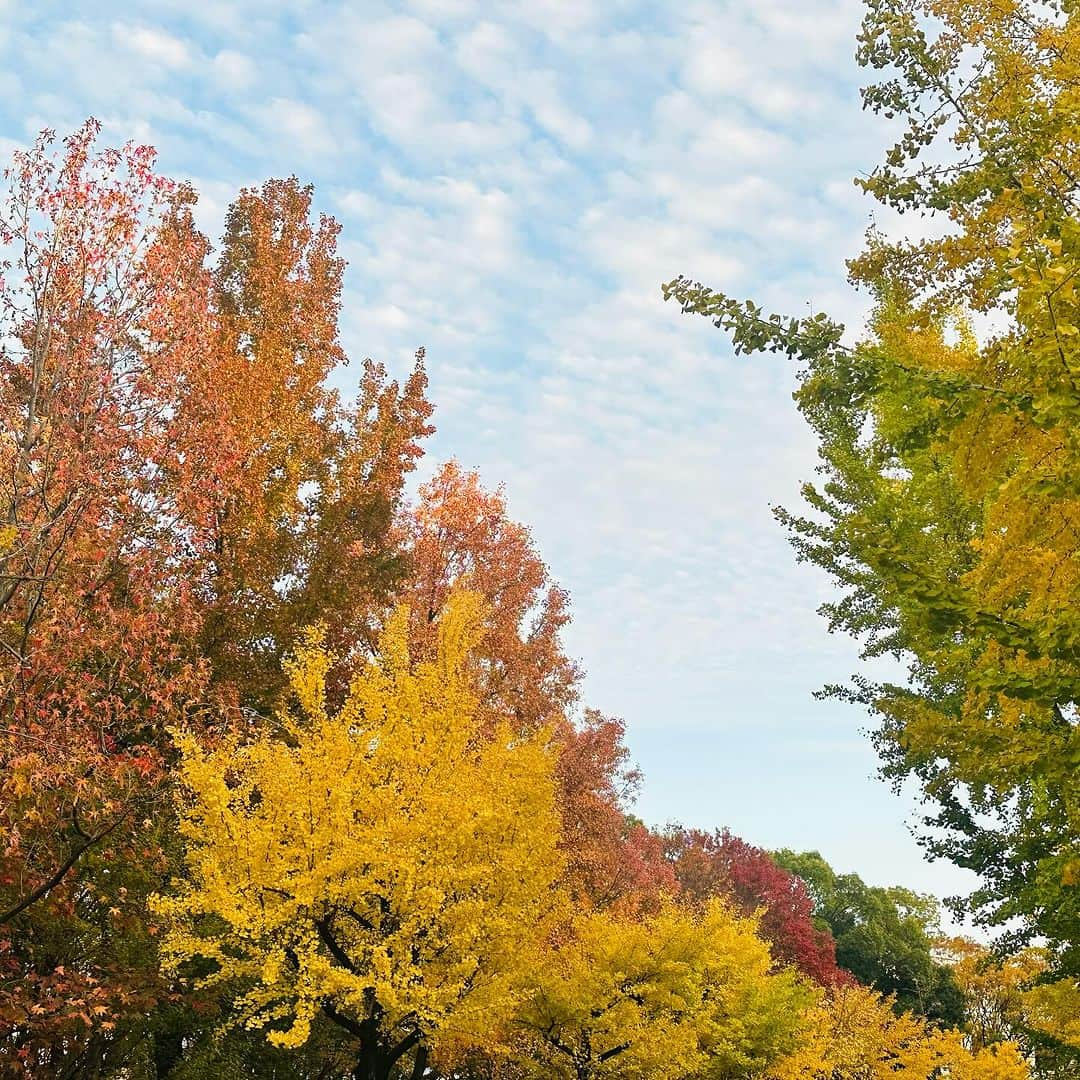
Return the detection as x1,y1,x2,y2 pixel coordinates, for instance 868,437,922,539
0,121,218,1076
768,982,1030,1080
664,3,1080,1059
399,462,674,915
513,900,809,1080
663,828,846,988
0,125,434,1077
555,711,674,915
189,177,433,709
153,592,563,1080
399,461,577,731
938,938,1045,1053
939,938,1078,1077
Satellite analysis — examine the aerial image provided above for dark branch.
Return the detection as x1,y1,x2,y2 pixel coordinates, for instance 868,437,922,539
321,1001,367,1042
408,1045,429,1080
0,808,129,924
598,1042,631,1063
314,914,361,975
384,1029,420,1069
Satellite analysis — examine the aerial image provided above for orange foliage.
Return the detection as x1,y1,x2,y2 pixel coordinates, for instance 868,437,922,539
398,462,674,914
401,460,578,731
187,177,433,705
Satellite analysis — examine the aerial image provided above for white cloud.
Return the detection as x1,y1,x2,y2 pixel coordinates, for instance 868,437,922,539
522,75,593,149
506,0,609,40
455,23,592,149
752,0,862,48
406,0,479,18
211,49,256,91
296,14,470,155
112,23,191,69
336,189,380,218
6,0,972,899
257,97,337,157
578,209,744,291
652,92,791,163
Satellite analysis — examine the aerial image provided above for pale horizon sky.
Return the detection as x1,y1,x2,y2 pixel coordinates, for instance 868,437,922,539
4,0,984,923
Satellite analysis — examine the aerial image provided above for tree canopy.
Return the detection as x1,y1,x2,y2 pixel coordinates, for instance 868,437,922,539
771,850,964,1025
665,0,1080,1070
153,593,562,1078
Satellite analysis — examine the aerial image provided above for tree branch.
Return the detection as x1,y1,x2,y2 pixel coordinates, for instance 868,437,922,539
321,1001,367,1042
598,1042,631,1063
314,914,361,975
0,808,129,924
407,1045,429,1080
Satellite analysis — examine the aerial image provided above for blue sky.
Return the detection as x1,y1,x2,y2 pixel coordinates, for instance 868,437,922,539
5,0,981,916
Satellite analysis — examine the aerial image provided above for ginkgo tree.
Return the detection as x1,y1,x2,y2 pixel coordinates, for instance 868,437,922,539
511,899,809,1080
665,1,1080,1063
767,982,1030,1080
152,592,563,1080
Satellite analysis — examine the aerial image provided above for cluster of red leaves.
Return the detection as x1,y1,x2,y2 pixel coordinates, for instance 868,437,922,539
664,827,851,987
0,124,216,1069
555,710,675,915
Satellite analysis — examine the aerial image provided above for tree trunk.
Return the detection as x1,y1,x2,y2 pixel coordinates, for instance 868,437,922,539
354,1045,384,1080
153,1028,185,1077
355,1035,428,1080
408,1045,428,1080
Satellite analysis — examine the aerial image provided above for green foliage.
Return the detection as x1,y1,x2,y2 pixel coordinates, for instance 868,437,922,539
665,0,1080,1068
772,851,964,1026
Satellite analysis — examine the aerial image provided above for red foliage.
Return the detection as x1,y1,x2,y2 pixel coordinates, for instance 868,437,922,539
556,711,676,915
0,120,216,1072
0,126,433,1074
665,827,850,987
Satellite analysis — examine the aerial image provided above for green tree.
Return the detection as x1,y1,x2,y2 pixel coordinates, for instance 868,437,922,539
664,5,1080,1063
772,852,964,1026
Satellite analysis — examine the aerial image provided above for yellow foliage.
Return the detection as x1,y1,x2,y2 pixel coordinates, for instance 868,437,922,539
515,899,809,1079
1024,977,1080,1049
768,983,1030,1080
937,936,1048,1053
152,591,563,1059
